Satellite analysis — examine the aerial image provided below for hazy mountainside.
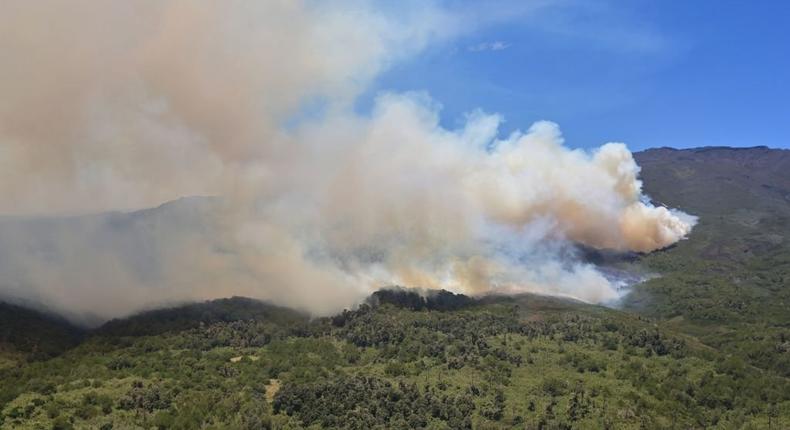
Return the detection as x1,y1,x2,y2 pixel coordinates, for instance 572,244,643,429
0,197,223,325
1,146,789,429
0,196,219,277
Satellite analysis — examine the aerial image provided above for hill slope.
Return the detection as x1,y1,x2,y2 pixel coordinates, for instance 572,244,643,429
628,146,790,378
0,302,84,375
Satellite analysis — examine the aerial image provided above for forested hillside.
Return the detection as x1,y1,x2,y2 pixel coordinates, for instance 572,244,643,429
0,303,84,366
2,290,786,429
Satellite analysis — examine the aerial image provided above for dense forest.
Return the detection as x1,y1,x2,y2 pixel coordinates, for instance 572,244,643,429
0,289,788,429
1,147,789,429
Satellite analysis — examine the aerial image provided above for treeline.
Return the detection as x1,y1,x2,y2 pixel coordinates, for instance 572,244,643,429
367,288,475,311
96,297,308,338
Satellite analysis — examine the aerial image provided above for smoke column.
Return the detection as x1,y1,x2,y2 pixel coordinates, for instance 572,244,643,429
0,1,695,323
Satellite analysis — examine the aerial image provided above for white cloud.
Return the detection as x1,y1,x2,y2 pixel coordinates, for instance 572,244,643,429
468,40,511,52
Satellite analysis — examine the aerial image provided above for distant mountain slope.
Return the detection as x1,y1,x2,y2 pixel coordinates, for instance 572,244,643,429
635,145,790,264
636,146,790,216
0,196,224,325
634,145,790,269
629,146,790,376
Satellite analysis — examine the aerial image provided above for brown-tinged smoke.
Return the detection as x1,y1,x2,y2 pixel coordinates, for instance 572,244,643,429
0,1,695,323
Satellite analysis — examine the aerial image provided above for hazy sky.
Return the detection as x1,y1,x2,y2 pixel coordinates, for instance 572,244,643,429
359,0,790,151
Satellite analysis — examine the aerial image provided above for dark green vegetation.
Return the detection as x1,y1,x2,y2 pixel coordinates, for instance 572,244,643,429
0,303,84,364
1,146,789,429
2,292,787,429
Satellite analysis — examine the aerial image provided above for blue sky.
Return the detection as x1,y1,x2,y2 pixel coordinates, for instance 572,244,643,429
361,1,790,151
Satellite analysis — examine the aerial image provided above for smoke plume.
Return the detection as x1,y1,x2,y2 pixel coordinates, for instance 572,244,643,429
0,1,695,323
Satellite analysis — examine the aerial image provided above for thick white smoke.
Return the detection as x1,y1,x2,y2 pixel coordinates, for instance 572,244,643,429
0,1,695,322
